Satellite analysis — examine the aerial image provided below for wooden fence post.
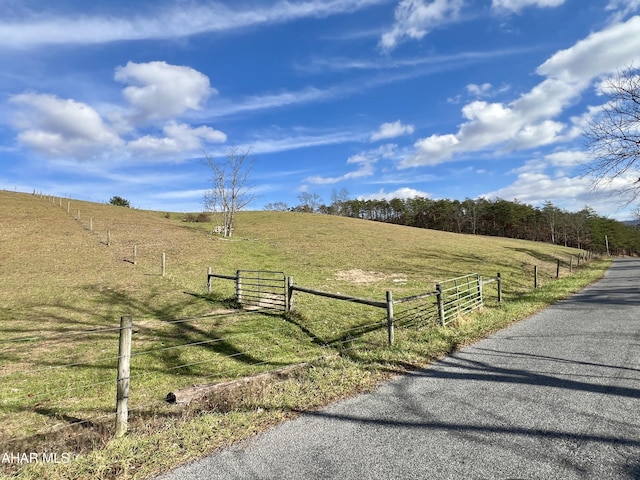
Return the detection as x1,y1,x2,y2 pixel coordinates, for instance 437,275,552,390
161,253,166,277
207,267,212,293
133,245,137,266
67,201,70,213
436,284,444,326
115,316,132,438
497,273,502,303
89,217,93,232
386,291,394,346
556,259,560,279
107,229,111,246
534,265,538,289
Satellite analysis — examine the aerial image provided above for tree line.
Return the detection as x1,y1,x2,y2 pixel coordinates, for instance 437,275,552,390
267,194,640,256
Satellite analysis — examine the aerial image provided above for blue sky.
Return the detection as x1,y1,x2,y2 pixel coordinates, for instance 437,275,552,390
1,0,640,219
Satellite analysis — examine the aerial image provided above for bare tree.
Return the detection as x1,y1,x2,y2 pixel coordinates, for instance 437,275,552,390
203,147,255,237
296,192,322,213
584,66,640,203
264,201,289,211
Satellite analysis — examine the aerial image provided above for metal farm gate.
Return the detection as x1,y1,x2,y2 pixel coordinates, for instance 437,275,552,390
236,270,288,312
436,273,483,326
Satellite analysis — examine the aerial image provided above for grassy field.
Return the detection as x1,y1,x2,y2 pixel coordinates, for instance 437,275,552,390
0,190,611,479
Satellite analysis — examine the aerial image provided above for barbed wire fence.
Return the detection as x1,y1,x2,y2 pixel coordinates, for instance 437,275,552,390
0,193,598,471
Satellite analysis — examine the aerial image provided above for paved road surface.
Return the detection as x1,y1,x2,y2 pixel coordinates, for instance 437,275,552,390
158,258,640,479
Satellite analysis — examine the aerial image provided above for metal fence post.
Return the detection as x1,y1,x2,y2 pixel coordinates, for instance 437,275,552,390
436,284,444,326
115,316,132,438
286,276,294,312
386,291,394,346
235,270,243,304
497,273,502,303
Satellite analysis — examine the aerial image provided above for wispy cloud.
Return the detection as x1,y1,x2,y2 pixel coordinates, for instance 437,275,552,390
0,0,389,48
492,0,566,14
295,47,537,74
379,0,464,52
235,130,368,156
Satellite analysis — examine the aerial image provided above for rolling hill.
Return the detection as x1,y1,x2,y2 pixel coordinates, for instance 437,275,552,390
0,190,607,479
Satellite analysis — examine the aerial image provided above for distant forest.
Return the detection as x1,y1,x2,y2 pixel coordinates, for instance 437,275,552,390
266,195,640,256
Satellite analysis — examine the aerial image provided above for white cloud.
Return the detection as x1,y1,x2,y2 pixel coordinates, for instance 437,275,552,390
466,82,511,98
359,186,430,200
371,120,415,141
537,16,640,81
606,0,640,22
400,15,640,168
544,150,591,167
306,144,398,184
379,0,463,51
466,83,493,97
10,93,122,159
491,0,566,13
127,121,226,157
115,61,214,123
0,0,387,48
482,168,638,218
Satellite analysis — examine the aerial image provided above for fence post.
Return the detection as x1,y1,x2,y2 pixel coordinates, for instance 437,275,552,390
478,275,483,308
235,270,243,304
107,229,111,246
115,316,132,438
287,276,294,312
133,245,137,266
556,259,560,279
436,284,444,326
386,291,394,346
497,273,502,303
89,217,93,232
534,265,538,289
161,252,166,277
207,267,212,293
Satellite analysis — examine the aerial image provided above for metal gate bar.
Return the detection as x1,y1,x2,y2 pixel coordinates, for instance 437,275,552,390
236,270,287,312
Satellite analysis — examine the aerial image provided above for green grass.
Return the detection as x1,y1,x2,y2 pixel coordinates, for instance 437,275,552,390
0,191,611,479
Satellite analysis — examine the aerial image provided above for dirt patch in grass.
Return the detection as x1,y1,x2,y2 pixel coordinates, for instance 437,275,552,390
335,269,407,285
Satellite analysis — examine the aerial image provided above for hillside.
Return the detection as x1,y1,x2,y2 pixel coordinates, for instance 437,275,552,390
1,190,588,324
0,190,604,479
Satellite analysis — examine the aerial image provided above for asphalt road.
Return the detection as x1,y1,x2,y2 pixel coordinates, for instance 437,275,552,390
158,258,640,480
